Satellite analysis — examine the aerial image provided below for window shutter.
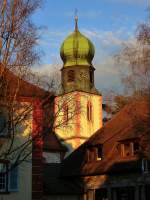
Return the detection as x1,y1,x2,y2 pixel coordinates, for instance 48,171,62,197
9,165,18,191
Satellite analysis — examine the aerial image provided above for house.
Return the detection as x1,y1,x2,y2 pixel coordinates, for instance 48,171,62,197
0,63,54,200
56,99,150,200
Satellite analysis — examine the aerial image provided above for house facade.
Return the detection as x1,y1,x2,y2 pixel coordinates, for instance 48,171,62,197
0,64,54,200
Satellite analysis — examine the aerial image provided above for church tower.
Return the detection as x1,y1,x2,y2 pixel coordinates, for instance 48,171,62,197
54,16,102,155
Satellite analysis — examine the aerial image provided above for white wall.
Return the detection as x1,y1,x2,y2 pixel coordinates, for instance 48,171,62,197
1,162,32,200
0,102,32,200
43,152,61,163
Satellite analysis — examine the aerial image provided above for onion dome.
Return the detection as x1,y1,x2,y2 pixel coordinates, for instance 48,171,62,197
60,16,95,67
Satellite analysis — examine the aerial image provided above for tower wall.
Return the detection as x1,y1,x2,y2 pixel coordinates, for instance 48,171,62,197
54,91,102,155
61,66,95,93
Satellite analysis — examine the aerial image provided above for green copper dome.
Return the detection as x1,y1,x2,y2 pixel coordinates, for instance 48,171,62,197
60,19,95,67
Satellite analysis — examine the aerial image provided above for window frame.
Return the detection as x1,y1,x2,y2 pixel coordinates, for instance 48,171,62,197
8,164,19,192
0,160,9,194
142,159,150,173
86,145,103,162
67,70,75,82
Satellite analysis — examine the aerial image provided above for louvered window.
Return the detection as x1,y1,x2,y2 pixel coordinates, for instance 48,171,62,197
68,70,75,82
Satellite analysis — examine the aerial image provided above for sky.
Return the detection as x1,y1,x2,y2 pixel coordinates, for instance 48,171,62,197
31,0,150,93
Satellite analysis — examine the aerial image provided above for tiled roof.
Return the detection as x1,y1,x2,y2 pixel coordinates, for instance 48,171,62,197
61,99,150,177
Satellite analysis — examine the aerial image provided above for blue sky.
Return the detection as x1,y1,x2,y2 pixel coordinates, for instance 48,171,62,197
32,0,150,93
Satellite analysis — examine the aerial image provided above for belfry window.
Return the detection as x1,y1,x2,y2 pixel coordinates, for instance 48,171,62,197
68,70,75,82
90,70,93,84
87,102,92,121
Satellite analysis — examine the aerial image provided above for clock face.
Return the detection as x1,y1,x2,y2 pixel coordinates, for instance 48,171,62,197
80,72,88,79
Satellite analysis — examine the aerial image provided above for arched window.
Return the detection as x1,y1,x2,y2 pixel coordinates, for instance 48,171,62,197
68,70,75,82
87,102,92,121
63,103,69,124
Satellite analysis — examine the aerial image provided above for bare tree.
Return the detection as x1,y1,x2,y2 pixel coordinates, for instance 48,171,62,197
117,23,150,98
0,1,82,175
103,23,150,118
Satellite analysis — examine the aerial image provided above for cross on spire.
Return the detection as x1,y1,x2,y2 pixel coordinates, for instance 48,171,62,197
75,9,78,31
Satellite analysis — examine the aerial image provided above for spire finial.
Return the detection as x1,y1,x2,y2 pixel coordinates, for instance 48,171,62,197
75,9,78,31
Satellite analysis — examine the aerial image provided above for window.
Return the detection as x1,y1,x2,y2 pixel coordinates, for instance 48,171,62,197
86,145,102,162
142,159,150,173
67,70,75,82
90,70,93,84
63,103,69,124
87,102,92,121
121,143,132,157
120,141,140,158
96,146,102,161
9,165,19,191
0,162,18,193
0,162,8,192
133,142,140,155
0,107,9,136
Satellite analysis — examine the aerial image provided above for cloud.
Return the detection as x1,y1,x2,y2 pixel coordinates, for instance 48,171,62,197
94,56,123,93
81,27,133,65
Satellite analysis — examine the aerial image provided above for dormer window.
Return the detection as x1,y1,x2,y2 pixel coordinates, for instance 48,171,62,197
96,145,102,161
86,145,102,162
68,70,75,82
120,140,140,158
133,142,140,155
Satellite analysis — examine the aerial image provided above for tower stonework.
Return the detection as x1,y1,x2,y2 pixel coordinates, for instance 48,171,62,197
54,18,102,155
